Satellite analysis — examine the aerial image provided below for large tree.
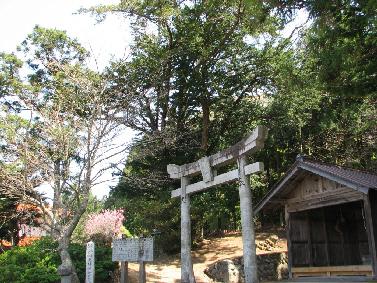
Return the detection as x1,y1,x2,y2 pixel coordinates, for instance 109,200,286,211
90,0,283,249
264,0,377,172
0,27,126,282
86,0,278,152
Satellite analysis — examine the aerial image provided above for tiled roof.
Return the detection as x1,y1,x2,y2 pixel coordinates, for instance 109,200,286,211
254,158,377,214
302,160,377,189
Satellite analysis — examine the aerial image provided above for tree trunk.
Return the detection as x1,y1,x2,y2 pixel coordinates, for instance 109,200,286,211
201,99,210,153
52,160,62,237
160,58,171,131
57,236,80,283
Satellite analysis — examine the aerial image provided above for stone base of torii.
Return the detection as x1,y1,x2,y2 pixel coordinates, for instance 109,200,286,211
167,126,268,283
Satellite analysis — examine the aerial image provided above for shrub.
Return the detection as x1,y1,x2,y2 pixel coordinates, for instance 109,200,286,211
0,237,59,283
69,242,116,283
0,237,116,283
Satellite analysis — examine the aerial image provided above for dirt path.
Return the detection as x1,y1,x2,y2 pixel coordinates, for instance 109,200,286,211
126,231,287,283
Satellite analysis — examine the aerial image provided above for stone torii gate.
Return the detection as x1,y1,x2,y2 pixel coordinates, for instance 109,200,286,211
167,126,268,283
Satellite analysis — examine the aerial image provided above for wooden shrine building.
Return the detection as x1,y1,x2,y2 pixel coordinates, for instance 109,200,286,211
255,157,377,279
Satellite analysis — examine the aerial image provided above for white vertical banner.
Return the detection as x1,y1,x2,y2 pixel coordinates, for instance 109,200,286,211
86,241,95,283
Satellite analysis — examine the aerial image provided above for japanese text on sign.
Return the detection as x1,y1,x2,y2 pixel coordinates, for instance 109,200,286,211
112,238,153,262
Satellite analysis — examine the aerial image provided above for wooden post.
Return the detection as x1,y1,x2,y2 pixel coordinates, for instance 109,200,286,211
322,208,330,266
181,176,196,283
363,193,377,278
370,191,377,279
139,261,146,283
238,155,258,283
120,261,128,283
285,206,293,279
85,241,95,283
306,211,313,266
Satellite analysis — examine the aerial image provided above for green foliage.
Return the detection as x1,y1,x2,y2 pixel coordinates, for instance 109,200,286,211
69,242,116,283
102,0,283,250
0,52,23,103
103,0,377,246
2,0,376,260
1,25,125,281
71,195,104,244
0,238,60,283
0,237,116,283
120,226,133,238
20,25,88,65
0,197,18,242
264,0,377,169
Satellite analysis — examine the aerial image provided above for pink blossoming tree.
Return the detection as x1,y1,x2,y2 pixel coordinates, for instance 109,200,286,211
84,209,125,246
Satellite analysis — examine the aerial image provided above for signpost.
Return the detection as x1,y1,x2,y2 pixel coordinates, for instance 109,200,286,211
167,126,268,283
85,241,95,283
112,237,154,283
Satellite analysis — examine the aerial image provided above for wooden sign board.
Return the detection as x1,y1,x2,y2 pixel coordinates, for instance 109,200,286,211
112,238,153,262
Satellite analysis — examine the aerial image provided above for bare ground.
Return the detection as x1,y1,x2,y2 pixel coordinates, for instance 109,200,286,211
125,230,287,283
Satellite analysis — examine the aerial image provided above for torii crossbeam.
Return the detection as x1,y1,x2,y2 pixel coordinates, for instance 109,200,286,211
167,126,268,283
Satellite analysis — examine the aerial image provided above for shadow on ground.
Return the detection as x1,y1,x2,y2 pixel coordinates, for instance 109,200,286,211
126,229,287,283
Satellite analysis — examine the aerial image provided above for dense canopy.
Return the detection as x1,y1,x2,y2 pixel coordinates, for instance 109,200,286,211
0,0,376,281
